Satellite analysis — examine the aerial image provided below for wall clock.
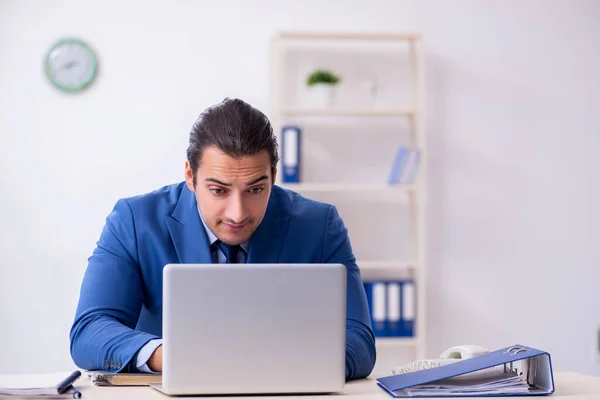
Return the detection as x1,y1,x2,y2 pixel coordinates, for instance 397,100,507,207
44,38,98,93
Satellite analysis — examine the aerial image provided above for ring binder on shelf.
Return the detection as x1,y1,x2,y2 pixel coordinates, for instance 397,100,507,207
281,125,301,183
377,344,555,398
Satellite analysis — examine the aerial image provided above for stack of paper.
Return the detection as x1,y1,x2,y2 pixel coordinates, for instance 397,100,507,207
397,371,530,397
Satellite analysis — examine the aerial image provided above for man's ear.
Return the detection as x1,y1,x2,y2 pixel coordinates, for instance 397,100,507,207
185,161,195,192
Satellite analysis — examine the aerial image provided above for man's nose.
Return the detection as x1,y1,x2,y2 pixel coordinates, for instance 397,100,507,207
225,193,248,223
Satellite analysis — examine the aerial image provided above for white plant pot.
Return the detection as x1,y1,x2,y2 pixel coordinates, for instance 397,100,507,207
308,83,336,108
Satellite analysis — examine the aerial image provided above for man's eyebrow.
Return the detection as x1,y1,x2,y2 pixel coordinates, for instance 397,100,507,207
204,178,232,186
247,175,268,186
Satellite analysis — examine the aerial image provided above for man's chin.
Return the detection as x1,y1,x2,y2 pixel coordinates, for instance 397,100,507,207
219,236,251,246
216,227,254,246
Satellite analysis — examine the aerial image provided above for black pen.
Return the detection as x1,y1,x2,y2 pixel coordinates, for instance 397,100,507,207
56,371,82,394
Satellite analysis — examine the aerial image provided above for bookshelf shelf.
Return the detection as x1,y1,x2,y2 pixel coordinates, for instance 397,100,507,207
276,32,422,42
376,337,420,347
359,260,418,270
279,183,416,194
360,261,419,281
281,109,414,118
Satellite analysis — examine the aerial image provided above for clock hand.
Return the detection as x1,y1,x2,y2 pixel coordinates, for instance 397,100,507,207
61,61,78,70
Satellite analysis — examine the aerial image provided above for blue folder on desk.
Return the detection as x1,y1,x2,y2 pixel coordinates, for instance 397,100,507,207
377,345,555,398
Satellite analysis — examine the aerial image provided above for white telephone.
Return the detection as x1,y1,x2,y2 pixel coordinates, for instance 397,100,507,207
392,344,490,375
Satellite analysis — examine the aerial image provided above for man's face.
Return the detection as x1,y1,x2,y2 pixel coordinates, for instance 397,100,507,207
185,146,276,246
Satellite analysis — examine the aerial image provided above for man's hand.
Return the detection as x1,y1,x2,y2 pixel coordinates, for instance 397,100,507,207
148,345,163,372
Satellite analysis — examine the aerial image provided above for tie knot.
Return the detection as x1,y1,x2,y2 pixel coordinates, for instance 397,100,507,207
216,241,241,264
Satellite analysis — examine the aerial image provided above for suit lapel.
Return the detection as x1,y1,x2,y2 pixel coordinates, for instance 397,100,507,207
165,186,212,264
247,192,289,264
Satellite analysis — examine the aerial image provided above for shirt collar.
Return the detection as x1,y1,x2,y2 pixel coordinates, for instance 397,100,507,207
198,207,250,253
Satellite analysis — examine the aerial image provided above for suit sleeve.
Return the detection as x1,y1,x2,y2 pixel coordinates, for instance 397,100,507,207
321,205,376,380
69,199,159,372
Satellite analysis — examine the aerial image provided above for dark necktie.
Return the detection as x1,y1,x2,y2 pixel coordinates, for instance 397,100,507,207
216,240,241,264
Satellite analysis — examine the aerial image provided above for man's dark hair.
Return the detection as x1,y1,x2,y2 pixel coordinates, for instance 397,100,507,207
187,98,279,186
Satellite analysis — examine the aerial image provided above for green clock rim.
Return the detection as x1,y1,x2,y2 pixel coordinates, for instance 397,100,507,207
44,37,98,93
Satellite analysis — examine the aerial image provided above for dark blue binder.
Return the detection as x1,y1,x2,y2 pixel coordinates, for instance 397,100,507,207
281,125,301,183
400,280,415,337
386,281,401,337
377,345,555,397
363,281,387,337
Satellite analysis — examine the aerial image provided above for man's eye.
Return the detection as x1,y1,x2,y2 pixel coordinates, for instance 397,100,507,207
210,188,226,195
249,187,264,194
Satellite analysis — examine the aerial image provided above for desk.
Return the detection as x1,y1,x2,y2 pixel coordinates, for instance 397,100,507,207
1,372,599,399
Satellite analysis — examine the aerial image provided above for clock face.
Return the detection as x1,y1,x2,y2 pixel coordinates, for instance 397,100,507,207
44,38,98,93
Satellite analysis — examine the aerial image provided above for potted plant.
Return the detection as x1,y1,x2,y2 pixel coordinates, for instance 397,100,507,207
306,69,342,107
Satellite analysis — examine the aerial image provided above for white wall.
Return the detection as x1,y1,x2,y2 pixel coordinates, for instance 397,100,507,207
1,0,599,375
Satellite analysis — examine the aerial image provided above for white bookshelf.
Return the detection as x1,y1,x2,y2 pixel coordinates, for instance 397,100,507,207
269,31,427,374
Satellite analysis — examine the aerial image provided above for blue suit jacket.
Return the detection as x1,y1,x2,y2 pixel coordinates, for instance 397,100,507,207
70,182,376,380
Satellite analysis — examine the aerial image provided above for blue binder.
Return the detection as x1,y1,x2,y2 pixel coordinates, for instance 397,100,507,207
281,125,301,183
363,281,387,337
386,281,401,337
377,345,555,397
400,280,415,337
388,147,409,184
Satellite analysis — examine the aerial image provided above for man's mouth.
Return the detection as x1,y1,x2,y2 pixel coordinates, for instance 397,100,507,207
222,222,248,232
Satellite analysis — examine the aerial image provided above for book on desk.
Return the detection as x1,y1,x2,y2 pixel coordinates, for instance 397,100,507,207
377,344,555,397
86,371,161,386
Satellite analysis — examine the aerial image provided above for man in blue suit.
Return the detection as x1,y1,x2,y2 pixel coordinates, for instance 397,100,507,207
70,98,376,380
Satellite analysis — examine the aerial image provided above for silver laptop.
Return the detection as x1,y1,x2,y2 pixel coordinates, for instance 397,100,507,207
153,263,347,396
